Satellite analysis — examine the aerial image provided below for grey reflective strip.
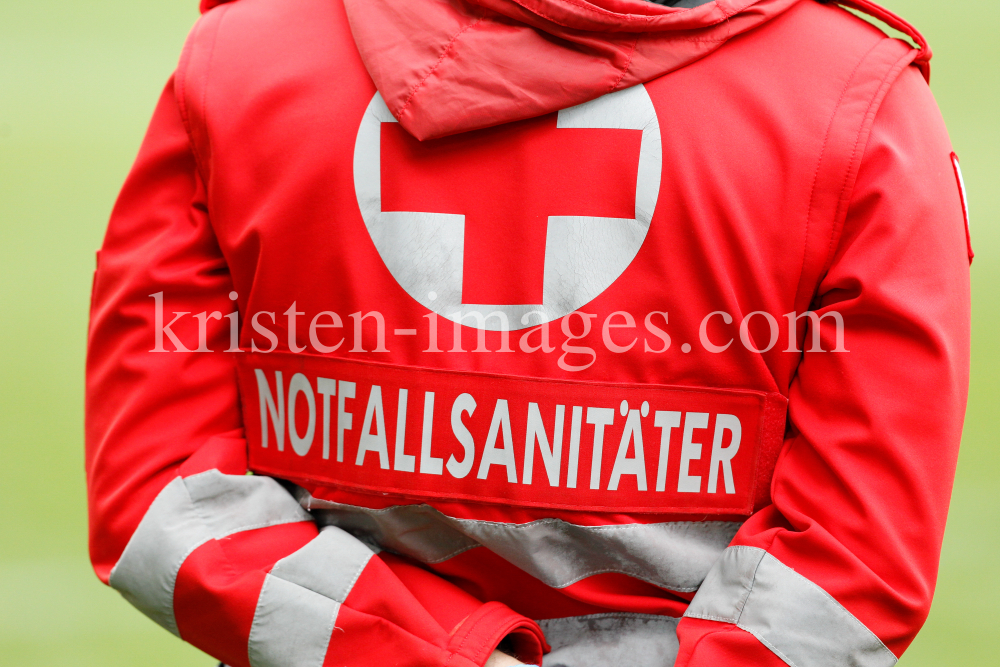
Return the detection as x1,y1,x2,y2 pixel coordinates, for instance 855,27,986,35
109,471,312,635
684,546,897,667
539,613,679,667
269,525,375,602
300,490,739,592
248,526,375,667
460,517,736,592
248,576,340,667
305,493,477,564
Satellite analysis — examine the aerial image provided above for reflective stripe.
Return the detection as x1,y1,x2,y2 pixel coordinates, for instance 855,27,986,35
109,471,312,635
301,491,739,592
248,575,340,667
460,518,736,592
248,526,375,667
269,526,375,601
539,613,679,667
684,546,897,667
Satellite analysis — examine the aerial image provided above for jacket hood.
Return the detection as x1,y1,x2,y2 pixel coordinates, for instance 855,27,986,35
341,0,802,139
196,0,930,141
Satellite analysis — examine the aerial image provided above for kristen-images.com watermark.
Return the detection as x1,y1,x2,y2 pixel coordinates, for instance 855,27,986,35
148,292,848,371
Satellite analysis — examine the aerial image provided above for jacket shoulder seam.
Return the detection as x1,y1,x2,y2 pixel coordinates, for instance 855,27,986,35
792,36,884,313
820,44,920,280
175,3,233,186
793,36,917,311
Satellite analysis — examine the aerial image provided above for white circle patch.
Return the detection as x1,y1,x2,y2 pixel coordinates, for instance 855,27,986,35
353,85,662,331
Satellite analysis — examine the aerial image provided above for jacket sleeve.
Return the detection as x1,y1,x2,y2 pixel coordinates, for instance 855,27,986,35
85,78,546,667
675,64,971,665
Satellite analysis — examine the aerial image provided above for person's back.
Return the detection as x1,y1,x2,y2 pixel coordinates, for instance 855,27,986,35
85,0,972,665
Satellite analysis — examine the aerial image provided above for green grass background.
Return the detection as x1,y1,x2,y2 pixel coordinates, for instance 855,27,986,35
0,0,995,664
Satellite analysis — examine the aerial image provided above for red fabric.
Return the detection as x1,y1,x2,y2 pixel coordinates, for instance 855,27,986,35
438,546,693,618
675,618,788,666
380,554,487,633
86,78,545,667
200,0,234,13
676,64,970,664
380,116,642,300
173,526,309,666
342,0,803,139
86,74,236,583
838,0,931,80
87,0,967,665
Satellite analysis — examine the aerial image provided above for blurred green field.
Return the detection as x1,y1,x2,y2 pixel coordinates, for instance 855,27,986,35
0,0,996,665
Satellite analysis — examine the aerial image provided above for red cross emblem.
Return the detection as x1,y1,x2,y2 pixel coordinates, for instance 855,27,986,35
354,85,662,329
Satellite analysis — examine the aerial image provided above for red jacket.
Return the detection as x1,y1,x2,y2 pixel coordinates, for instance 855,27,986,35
86,0,972,665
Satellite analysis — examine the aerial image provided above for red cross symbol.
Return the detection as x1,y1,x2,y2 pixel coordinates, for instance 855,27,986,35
380,114,642,305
